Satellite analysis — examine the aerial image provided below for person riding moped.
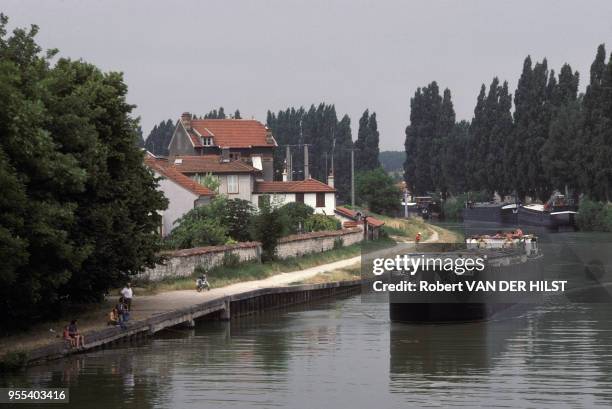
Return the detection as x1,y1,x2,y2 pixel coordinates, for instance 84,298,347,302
196,268,211,292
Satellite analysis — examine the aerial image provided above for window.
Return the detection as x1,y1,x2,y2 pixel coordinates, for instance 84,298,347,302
258,195,270,208
295,193,304,203
316,192,325,208
202,137,213,146
227,175,239,194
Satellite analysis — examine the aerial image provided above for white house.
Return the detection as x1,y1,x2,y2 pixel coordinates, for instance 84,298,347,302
251,179,336,215
145,153,215,236
169,155,260,202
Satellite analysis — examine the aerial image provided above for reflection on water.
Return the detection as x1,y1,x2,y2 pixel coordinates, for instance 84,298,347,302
3,297,612,408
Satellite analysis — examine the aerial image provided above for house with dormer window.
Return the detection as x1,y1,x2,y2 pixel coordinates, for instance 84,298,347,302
167,112,277,181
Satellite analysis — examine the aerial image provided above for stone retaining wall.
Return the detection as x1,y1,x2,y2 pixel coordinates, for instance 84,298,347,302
276,228,363,258
138,228,363,282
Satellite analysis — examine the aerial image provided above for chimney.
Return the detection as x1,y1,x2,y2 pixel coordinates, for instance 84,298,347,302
327,172,334,188
181,112,192,131
265,128,274,145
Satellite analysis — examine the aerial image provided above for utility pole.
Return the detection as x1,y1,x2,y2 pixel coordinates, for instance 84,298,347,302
351,149,355,208
304,144,309,179
285,145,292,181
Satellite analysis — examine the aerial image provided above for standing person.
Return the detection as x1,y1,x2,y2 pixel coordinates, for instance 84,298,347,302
121,282,133,311
116,297,129,326
415,232,422,244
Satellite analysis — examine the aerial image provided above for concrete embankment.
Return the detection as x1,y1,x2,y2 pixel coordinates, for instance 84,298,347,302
21,280,361,367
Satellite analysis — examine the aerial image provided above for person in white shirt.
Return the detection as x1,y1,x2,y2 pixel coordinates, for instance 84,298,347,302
120,283,133,311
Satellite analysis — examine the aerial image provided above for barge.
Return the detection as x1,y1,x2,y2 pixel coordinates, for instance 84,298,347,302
389,232,543,323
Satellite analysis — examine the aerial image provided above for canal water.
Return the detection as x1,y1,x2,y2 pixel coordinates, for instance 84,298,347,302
3,296,612,408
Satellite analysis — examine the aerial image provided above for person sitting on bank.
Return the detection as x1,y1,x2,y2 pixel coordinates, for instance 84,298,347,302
67,319,85,348
63,325,76,348
415,232,422,244
108,307,119,326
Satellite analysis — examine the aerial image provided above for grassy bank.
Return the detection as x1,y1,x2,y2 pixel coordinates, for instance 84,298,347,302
292,265,361,285
140,237,395,294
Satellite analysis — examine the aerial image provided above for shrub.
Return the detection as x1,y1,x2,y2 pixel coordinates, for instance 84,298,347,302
249,201,284,261
278,202,314,234
577,196,612,231
355,168,401,215
304,214,341,232
223,199,255,242
164,199,230,249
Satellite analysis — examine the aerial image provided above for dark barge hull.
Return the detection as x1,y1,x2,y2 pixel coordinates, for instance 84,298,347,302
518,207,577,230
462,205,503,223
389,302,513,323
389,245,542,324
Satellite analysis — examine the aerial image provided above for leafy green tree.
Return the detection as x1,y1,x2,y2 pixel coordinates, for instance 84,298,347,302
165,198,229,249
199,172,220,192
304,214,341,232
581,45,612,200
379,151,405,172
234,109,241,119
404,82,455,195
0,15,167,327
249,201,284,261
223,199,255,242
266,103,354,203
333,115,354,202
355,110,380,171
144,119,174,156
356,168,401,215
277,202,314,234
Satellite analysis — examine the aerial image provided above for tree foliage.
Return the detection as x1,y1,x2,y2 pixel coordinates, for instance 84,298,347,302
0,15,167,329
356,168,401,215
355,109,380,171
403,44,612,204
165,197,255,248
266,103,358,203
304,214,341,232
249,201,284,261
277,202,314,235
144,119,174,156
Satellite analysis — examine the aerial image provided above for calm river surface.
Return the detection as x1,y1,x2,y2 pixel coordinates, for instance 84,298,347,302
3,297,612,408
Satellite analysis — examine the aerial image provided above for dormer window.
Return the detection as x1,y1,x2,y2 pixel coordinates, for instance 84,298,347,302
202,137,213,146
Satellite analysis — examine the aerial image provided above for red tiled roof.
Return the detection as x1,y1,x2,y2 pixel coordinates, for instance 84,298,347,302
334,206,384,227
172,155,258,174
144,154,215,197
253,179,336,194
187,119,275,148
335,206,358,219
365,216,385,227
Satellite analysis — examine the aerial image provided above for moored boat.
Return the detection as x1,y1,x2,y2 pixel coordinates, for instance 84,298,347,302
389,232,542,323
518,193,577,231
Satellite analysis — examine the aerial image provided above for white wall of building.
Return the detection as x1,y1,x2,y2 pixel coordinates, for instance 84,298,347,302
251,192,336,215
156,171,200,236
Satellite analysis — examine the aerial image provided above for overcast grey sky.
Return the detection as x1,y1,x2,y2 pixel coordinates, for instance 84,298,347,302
4,0,612,150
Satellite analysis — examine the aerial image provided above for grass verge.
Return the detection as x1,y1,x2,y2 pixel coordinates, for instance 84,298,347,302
139,236,395,294
291,265,361,285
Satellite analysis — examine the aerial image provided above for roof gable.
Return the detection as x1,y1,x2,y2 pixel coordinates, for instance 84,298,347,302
144,153,215,197
189,119,275,148
254,179,336,193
